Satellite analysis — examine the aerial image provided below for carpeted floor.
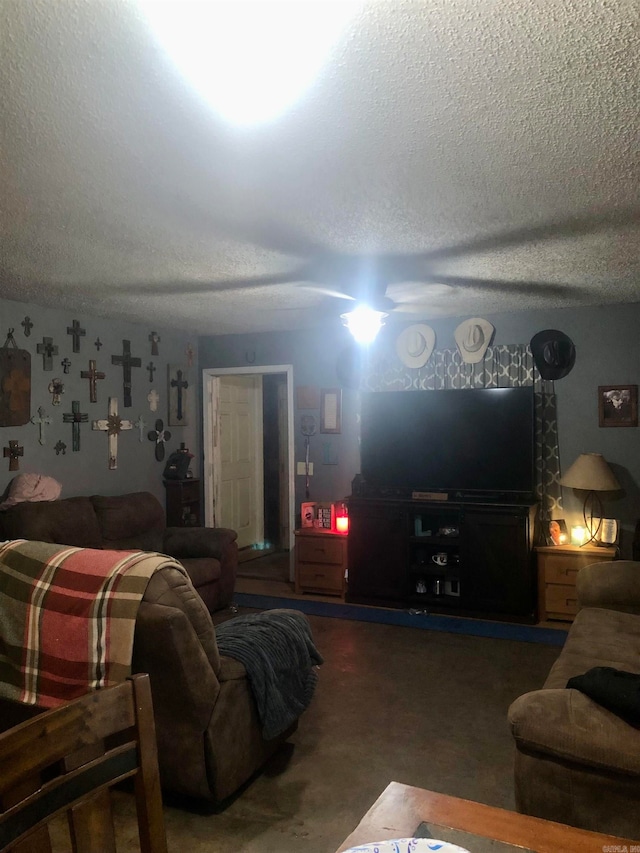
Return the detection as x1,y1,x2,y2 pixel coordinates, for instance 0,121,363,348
57,609,561,852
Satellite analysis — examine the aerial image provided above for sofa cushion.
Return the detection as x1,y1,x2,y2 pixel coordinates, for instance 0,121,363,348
0,497,103,549
544,607,640,689
91,492,165,551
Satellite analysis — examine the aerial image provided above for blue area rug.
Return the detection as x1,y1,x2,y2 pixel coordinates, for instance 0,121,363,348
233,592,567,646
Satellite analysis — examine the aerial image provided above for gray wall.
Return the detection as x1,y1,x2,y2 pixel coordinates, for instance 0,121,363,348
200,302,640,556
0,297,198,505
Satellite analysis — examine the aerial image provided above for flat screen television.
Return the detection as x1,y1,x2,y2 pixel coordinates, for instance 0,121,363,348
359,387,535,500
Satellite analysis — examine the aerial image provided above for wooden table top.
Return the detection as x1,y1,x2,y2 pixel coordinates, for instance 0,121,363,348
334,782,637,853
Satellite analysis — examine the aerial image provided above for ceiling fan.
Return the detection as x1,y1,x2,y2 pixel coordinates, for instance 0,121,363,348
130,207,639,339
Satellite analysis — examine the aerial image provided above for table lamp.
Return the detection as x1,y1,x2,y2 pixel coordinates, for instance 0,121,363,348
560,452,621,545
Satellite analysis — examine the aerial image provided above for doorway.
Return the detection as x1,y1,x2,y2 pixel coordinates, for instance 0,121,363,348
202,365,295,572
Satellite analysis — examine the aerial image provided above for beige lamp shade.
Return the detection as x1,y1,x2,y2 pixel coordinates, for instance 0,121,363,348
560,452,621,492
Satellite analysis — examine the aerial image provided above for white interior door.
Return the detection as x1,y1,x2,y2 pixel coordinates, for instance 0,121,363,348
218,375,263,550
202,365,295,555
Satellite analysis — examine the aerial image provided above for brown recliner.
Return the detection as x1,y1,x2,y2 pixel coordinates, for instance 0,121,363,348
0,491,237,613
132,563,298,802
0,559,299,803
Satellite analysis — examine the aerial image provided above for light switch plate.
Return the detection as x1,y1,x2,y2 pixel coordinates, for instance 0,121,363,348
297,462,314,475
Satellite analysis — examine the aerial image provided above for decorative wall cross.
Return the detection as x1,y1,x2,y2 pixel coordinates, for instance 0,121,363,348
147,418,171,461
94,337,103,351
21,316,33,337
61,358,71,374
3,440,23,471
146,362,155,382
147,389,159,412
185,342,194,368
170,368,189,422
67,320,86,353
81,359,106,403
111,340,141,408
148,331,160,356
47,378,64,405
63,400,89,452
92,397,133,470
37,337,59,370
134,414,147,441
31,406,52,445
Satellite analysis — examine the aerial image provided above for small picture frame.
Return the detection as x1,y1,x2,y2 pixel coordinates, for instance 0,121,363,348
320,388,342,434
548,519,568,546
598,385,638,428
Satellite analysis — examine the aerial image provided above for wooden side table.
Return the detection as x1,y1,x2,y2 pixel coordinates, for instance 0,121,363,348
536,543,617,621
294,528,347,597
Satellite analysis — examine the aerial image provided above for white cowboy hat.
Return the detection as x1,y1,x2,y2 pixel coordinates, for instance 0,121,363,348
395,324,436,368
454,318,494,364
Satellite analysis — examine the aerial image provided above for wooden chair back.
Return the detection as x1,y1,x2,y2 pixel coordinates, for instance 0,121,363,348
0,674,168,853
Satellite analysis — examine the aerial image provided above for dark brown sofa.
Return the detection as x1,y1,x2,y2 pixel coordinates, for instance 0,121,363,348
0,491,237,613
508,560,640,839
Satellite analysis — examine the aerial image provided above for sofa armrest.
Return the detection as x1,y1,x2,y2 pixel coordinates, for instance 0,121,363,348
577,560,640,614
508,688,640,776
164,526,238,561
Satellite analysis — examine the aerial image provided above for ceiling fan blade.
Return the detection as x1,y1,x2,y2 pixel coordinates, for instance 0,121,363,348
416,207,640,266
297,283,356,301
425,275,582,296
128,267,312,295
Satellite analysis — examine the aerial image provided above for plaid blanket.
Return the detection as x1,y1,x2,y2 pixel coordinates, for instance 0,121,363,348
0,539,188,708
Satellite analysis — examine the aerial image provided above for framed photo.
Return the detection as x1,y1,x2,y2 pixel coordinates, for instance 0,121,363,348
548,519,568,546
320,388,342,434
598,385,638,428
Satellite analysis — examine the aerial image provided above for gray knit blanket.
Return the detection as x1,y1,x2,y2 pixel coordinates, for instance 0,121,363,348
215,609,323,740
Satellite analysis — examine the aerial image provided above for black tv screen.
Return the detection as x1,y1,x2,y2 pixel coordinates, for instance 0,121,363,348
360,388,535,497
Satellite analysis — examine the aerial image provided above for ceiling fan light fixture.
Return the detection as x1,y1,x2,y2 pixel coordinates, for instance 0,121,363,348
340,304,388,345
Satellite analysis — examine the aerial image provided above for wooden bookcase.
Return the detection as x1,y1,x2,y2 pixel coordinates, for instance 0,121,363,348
164,478,202,527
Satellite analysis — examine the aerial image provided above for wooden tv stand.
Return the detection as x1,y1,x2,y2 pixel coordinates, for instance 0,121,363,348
346,496,538,621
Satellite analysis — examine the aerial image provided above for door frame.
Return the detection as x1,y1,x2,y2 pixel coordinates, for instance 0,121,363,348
202,364,295,553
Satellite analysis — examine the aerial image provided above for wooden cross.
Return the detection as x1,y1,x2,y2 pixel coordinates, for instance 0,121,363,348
61,358,71,374
111,340,141,408
92,397,133,470
63,400,89,452
185,342,194,368
30,406,52,445
3,440,23,471
81,359,106,403
146,362,156,382
148,331,160,356
147,389,159,412
134,414,147,441
147,418,171,461
37,337,59,370
170,369,189,422
94,337,103,351
67,320,86,353
21,316,33,337
54,440,66,456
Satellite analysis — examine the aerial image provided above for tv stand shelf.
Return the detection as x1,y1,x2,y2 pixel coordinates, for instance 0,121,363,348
346,496,538,621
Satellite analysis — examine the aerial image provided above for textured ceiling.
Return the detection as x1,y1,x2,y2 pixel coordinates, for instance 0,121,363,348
1,0,639,334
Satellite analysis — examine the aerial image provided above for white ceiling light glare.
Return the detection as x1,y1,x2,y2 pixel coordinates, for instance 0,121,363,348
341,304,388,345
138,0,360,126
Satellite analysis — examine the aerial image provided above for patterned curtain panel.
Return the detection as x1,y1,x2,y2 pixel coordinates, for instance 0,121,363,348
360,345,562,523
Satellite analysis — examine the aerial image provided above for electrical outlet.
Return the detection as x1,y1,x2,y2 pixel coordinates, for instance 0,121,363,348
297,462,313,475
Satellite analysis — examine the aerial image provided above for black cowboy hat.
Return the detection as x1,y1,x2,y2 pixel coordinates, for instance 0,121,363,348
530,329,576,380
